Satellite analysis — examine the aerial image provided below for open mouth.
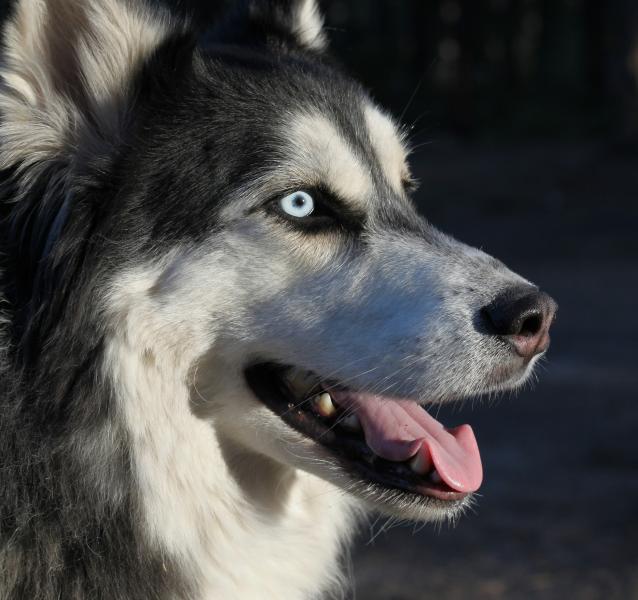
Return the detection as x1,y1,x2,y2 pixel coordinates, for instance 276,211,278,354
245,363,483,505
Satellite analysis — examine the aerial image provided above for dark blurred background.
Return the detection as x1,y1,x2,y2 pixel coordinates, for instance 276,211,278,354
328,0,638,142
3,0,635,597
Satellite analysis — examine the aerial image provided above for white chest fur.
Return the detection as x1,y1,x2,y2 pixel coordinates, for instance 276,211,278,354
105,330,356,600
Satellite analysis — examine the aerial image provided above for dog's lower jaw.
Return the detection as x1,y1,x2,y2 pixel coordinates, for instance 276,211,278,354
106,340,357,600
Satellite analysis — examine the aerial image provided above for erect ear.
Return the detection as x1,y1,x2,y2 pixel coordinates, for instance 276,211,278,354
0,0,181,176
217,0,328,53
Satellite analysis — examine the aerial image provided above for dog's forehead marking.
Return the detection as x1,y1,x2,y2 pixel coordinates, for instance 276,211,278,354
364,105,409,194
283,112,373,206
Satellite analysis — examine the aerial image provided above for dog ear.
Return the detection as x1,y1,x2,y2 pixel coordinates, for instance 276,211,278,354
216,0,328,53
0,0,180,177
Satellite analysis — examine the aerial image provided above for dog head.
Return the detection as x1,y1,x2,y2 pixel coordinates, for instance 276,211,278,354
0,0,556,522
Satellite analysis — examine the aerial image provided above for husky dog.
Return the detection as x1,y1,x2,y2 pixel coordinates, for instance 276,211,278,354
0,0,556,598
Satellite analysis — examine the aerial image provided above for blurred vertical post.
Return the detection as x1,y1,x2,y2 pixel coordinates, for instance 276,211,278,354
595,0,638,139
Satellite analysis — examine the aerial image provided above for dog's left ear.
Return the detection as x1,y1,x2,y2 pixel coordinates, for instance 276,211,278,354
0,0,184,178
217,0,328,52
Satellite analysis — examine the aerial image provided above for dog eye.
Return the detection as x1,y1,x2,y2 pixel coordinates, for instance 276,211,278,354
279,191,314,218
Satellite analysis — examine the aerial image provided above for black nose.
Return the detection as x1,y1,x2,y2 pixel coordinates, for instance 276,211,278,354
481,286,557,359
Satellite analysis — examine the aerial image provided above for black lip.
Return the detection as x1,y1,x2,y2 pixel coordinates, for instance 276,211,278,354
244,362,468,502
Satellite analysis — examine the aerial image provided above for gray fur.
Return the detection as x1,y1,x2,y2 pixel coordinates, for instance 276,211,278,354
0,0,552,598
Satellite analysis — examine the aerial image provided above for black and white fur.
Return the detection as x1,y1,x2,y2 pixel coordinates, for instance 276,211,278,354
0,1,549,598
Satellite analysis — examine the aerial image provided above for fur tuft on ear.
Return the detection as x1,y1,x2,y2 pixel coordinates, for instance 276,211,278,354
218,0,327,53
254,0,327,51
295,0,327,50
0,0,179,180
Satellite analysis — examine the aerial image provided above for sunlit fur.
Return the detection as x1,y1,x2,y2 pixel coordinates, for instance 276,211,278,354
0,1,544,598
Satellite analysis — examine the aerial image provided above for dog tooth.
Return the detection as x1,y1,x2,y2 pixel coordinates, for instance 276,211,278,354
430,470,442,484
315,392,336,417
340,413,361,431
409,452,429,475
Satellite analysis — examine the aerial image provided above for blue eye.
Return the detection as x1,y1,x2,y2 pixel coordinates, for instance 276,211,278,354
280,191,314,218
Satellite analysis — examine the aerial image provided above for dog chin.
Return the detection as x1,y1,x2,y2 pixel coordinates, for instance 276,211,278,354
280,435,475,523
246,427,475,524
324,463,475,523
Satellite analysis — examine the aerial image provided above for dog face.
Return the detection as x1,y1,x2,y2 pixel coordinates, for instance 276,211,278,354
0,0,556,523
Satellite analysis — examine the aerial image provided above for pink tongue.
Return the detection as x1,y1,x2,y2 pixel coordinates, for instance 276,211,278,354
333,392,483,493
